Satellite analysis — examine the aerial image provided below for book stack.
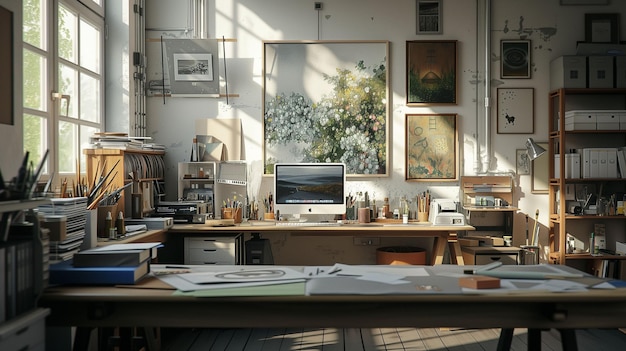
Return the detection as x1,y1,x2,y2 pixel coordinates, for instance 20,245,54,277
49,242,161,285
38,197,88,263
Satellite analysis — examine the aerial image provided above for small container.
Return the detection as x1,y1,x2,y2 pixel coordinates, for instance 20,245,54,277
198,167,204,178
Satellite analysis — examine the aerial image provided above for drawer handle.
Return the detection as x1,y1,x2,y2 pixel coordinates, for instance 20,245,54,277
203,262,218,264
488,257,502,261
203,239,217,242
16,326,30,336
203,249,217,252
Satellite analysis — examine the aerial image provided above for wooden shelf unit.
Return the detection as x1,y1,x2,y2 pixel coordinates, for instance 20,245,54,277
548,88,626,273
460,176,518,237
84,148,165,216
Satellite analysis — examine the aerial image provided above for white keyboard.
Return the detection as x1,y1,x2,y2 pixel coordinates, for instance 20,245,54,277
275,221,341,227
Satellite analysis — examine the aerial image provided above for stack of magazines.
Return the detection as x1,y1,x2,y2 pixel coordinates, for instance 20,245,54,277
38,197,87,263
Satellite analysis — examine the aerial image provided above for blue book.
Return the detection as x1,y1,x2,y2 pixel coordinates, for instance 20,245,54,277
49,259,150,285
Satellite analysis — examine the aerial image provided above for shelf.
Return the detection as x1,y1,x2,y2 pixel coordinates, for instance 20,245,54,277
564,215,626,220
564,253,626,260
463,206,518,212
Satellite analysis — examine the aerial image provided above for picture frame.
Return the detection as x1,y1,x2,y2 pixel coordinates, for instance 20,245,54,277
500,40,531,79
497,88,534,134
516,149,531,175
531,142,549,194
406,40,457,105
405,114,458,181
0,5,13,125
416,0,442,34
173,53,214,81
585,13,620,44
263,40,390,176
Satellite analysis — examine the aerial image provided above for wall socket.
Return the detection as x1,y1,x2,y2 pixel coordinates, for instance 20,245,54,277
353,237,380,246
314,2,323,10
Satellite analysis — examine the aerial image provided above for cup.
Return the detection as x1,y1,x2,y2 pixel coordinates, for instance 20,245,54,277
417,212,428,222
402,214,409,224
222,207,243,223
263,212,275,221
358,207,370,223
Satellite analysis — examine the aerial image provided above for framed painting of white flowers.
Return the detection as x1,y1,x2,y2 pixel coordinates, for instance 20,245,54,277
263,40,390,176
405,114,458,181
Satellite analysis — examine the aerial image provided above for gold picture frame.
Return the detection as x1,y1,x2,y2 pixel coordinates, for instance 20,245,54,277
405,114,458,181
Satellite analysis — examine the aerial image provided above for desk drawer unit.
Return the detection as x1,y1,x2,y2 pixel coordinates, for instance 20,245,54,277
184,235,241,265
0,308,49,351
461,246,520,265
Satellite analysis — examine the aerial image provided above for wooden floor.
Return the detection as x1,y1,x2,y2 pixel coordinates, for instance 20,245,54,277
160,327,626,351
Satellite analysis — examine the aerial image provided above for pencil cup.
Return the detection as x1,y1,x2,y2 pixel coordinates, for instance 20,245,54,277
222,208,243,223
263,212,275,221
358,207,370,223
417,212,428,222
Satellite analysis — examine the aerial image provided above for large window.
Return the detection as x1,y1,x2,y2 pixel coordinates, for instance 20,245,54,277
23,0,104,190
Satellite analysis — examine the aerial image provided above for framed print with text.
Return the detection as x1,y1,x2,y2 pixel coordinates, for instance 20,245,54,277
406,114,457,181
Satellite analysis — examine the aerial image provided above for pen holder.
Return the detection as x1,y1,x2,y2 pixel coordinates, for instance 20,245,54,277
222,207,242,223
263,212,275,221
417,211,428,222
358,207,370,223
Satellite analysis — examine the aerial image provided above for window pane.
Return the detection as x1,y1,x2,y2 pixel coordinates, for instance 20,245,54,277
58,64,78,118
23,0,46,50
24,113,48,174
23,49,47,111
58,120,77,173
80,73,100,123
79,19,100,74
58,4,77,63
80,125,99,173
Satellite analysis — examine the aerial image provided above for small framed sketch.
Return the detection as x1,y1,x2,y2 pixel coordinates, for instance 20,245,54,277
585,13,620,44
416,0,442,34
516,149,530,175
501,40,531,79
497,88,534,134
173,53,214,81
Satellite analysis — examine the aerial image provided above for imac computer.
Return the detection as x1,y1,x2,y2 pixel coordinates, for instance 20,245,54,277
273,163,346,220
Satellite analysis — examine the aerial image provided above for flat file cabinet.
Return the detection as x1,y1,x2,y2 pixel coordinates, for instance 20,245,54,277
461,246,521,265
184,234,243,265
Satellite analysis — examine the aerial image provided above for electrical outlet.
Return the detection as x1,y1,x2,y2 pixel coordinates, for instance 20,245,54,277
314,2,323,10
353,237,380,246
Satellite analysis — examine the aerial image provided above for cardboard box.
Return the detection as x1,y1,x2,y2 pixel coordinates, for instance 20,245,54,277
550,56,587,90
617,56,626,88
588,56,614,88
565,110,596,131
596,112,620,130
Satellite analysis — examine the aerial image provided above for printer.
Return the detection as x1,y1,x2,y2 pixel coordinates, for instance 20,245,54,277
428,199,466,225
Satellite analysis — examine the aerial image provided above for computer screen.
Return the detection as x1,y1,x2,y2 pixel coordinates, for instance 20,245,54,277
273,163,346,217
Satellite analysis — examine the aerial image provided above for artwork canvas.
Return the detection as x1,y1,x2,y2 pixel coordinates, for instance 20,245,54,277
406,40,457,105
406,114,457,181
263,40,389,176
500,40,531,79
416,0,442,34
174,53,213,81
497,88,534,134
516,149,530,175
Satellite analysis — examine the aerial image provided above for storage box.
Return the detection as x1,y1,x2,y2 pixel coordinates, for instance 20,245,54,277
550,56,587,90
581,148,618,178
555,153,581,179
596,112,620,130
588,56,614,88
617,241,626,255
564,110,596,130
617,56,626,88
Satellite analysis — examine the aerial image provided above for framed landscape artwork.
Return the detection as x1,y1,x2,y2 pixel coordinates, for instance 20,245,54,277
263,40,390,176
406,40,457,105
405,114,458,181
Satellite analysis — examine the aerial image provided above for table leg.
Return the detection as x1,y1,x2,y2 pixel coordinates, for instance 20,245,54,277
497,328,513,351
559,329,578,351
432,234,448,265
448,232,464,265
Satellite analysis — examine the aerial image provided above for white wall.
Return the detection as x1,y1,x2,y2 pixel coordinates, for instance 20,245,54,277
144,0,626,264
0,0,23,175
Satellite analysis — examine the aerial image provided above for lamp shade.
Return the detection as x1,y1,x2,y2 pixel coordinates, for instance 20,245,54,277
525,138,546,161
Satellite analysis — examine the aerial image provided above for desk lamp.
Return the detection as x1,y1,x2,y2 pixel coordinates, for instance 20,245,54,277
525,138,546,160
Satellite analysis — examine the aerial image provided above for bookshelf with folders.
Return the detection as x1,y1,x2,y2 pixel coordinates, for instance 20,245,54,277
548,88,626,279
84,148,166,217
0,199,50,350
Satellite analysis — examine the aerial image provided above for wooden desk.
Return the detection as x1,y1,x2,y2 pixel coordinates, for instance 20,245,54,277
169,222,474,265
39,265,626,351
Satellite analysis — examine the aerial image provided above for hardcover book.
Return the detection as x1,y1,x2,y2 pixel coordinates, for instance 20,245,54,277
73,248,151,267
49,259,150,285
